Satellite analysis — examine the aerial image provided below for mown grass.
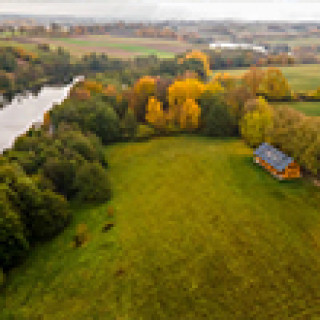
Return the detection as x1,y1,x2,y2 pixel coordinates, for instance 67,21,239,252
1,136,320,319
215,64,320,91
272,101,320,117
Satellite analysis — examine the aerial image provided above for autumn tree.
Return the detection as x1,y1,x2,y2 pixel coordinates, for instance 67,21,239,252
259,68,292,100
213,72,238,91
145,97,165,129
182,50,212,79
225,85,254,120
168,78,205,123
242,67,265,96
179,99,201,130
240,97,273,147
131,76,156,122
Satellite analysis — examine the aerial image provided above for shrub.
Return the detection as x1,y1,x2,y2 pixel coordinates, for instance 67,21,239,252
30,190,70,240
135,124,156,141
0,268,5,287
0,185,29,270
74,162,111,203
57,124,106,164
202,101,237,137
72,223,89,248
42,157,79,198
121,109,138,140
93,104,121,144
51,97,121,144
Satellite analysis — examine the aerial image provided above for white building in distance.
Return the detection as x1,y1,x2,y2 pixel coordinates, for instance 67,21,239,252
209,43,268,55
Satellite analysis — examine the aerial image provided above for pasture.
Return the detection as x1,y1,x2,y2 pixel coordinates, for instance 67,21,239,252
24,35,197,58
2,136,320,319
272,101,320,117
215,64,320,91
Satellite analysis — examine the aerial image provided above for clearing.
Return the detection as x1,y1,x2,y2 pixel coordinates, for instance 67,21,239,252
2,136,320,319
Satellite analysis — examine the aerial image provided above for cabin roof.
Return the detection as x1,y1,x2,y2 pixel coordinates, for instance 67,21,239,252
254,143,294,172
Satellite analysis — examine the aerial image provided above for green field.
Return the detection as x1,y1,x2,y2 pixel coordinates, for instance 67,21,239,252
0,39,38,52
266,37,320,47
54,37,175,58
272,101,320,117
215,64,320,91
2,136,320,319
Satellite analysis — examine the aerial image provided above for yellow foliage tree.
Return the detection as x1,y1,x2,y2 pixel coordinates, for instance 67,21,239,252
145,97,165,128
131,76,156,121
259,68,291,100
82,80,103,94
204,80,225,95
240,97,274,147
179,99,201,130
168,78,205,126
184,50,212,77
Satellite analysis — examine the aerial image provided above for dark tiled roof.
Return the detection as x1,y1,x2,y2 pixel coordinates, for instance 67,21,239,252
254,143,294,172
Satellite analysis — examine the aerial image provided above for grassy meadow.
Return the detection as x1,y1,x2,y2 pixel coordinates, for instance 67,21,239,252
2,136,320,319
215,64,320,91
271,101,320,117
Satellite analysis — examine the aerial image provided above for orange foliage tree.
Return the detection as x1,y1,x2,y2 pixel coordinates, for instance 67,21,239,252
242,67,265,96
145,97,165,128
179,99,201,130
167,78,205,130
82,80,103,94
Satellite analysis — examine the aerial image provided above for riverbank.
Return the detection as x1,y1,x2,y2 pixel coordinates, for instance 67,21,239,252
0,76,84,153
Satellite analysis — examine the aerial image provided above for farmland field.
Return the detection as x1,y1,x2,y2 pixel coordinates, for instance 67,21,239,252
22,35,199,58
215,64,320,91
0,39,38,52
2,136,320,319
272,101,320,117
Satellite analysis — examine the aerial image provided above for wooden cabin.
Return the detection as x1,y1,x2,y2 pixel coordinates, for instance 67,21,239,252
254,143,301,180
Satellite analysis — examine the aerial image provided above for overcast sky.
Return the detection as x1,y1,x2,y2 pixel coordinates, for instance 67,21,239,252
1,0,320,21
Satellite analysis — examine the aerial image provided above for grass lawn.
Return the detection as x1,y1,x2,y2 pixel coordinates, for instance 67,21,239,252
215,64,320,91
272,101,320,117
2,136,320,319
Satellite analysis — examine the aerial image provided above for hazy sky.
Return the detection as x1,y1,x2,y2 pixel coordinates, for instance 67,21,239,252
1,0,320,21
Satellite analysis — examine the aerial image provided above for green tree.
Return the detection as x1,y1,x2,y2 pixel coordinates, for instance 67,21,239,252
122,109,138,140
240,97,274,147
0,185,29,269
74,162,111,203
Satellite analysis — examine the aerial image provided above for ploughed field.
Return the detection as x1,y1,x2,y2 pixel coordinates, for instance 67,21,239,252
1,136,320,319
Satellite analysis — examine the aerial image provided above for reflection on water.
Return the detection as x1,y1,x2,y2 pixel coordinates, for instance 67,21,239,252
0,77,83,153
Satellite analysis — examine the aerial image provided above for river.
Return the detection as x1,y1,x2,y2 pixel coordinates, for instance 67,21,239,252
0,76,84,153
